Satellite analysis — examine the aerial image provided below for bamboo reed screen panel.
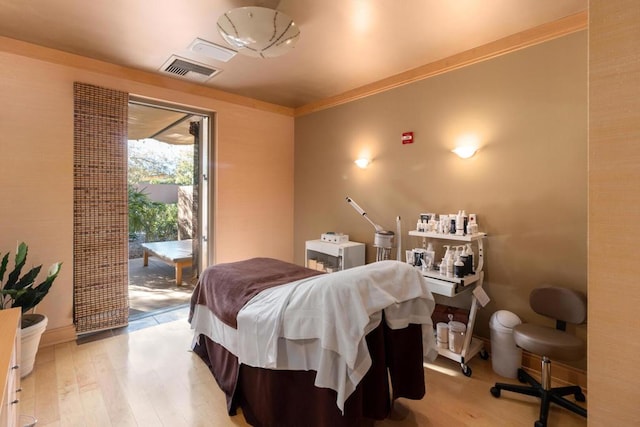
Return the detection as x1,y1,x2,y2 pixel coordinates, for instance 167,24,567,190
73,82,129,334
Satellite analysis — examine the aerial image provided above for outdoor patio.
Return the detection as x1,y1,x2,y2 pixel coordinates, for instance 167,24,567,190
128,256,196,319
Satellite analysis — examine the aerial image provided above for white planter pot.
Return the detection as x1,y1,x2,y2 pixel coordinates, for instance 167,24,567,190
20,313,48,378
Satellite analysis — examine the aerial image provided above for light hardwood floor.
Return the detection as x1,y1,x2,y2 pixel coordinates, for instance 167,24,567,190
20,318,587,427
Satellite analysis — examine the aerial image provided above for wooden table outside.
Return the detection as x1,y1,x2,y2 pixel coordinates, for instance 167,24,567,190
141,239,193,285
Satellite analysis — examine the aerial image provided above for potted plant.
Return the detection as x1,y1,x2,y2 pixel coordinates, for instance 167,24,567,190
1,242,62,377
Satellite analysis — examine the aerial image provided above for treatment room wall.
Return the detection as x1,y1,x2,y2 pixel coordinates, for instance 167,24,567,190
293,31,587,366
0,38,294,343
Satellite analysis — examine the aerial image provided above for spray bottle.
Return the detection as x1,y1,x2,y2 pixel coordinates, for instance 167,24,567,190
440,245,451,276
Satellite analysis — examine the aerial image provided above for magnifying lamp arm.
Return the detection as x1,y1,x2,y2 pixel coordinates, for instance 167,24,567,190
346,197,385,232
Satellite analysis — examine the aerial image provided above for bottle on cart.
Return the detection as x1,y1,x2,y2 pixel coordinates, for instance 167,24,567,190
446,254,454,278
459,245,469,276
439,258,447,275
454,254,465,278
462,210,468,235
455,211,465,236
425,242,435,270
441,245,452,276
467,214,478,235
464,243,475,274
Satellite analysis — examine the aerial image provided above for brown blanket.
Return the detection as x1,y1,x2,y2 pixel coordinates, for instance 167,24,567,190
189,257,324,328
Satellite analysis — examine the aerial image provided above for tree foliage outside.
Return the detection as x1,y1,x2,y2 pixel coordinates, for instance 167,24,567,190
128,139,194,186
128,185,178,242
128,139,193,242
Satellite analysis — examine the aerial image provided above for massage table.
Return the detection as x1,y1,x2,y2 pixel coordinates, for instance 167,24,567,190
189,258,437,427
141,239,192,284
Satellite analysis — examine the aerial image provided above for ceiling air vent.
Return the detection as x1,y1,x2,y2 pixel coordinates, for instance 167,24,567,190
159,55,222,82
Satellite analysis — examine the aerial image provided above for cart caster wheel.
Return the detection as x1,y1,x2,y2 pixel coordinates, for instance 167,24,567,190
479,349,489,360
534,421,544,427
490,387,500,398
461,364,472,377
575,391,586,402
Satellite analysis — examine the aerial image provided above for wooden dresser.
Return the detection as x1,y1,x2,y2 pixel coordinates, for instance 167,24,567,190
0,308,20,427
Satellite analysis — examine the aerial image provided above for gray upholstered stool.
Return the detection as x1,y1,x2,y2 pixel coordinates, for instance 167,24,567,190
490,286,587,427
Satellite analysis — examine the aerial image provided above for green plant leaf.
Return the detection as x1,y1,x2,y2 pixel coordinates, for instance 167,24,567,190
5,242,28,290
14,265,42,290
0,253,8,283
1,243,61,313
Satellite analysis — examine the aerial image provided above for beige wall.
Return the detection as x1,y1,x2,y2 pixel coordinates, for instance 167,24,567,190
588,1,640,424
294,32,588,367
0,38,294,338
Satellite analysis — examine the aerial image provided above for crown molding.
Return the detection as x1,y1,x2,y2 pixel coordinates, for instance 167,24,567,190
295,11,588,117
0,36,295,117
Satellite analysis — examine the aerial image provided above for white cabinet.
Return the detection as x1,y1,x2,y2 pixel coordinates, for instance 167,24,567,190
408,230,488,377
0,308,21,427
305,240,365,272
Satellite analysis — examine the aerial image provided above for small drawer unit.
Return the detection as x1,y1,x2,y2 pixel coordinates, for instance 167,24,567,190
305,239,365,273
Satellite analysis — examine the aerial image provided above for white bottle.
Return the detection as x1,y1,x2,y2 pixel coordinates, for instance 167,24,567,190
443,246,454,277
443,245,452,260
439,256,447,275
446,255,454,277
456,211,464,236
467,213,478,235
424,242,435,270
440,215,449,234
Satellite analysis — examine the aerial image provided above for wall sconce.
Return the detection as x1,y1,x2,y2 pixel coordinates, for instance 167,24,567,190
354,158,371,168
452,134,480,159
452,146,478,159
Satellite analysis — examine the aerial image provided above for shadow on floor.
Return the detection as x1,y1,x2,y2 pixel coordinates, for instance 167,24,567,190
128,256,196,316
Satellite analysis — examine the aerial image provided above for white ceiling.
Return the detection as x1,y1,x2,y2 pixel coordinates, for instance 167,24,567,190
0,0,587,108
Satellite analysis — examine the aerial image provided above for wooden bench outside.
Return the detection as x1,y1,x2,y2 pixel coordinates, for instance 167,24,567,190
141,239,193,285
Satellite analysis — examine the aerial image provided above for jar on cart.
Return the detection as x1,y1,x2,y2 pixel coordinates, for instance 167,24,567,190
448,321,467,353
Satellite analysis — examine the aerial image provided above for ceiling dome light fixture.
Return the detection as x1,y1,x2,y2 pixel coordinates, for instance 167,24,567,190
217,6,300,58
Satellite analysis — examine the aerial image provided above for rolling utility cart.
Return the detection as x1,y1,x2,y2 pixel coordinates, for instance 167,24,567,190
305,239,365,273
408,230,489,377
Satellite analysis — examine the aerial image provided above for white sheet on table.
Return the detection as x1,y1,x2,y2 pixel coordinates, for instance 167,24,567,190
190,303,239,354
236,260,437,413
190,260,437,414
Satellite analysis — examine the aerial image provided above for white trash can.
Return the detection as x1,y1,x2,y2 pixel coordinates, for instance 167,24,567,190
490,310,522,379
